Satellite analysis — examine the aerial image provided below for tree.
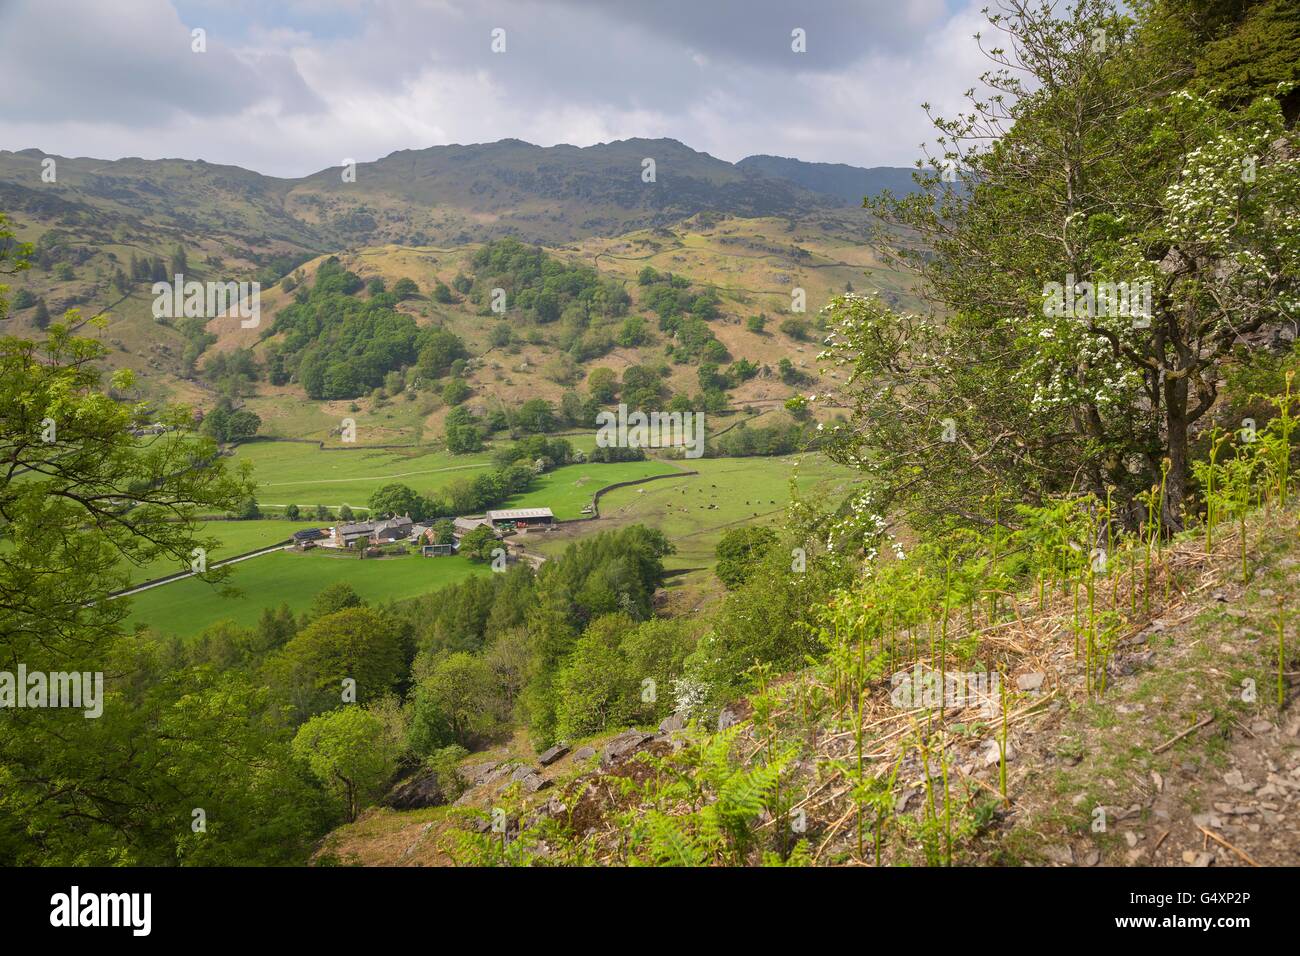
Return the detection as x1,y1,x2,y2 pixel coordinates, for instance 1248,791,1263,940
309,582,364,619
266,607,407,720
286,503,300,520
514,398,555,433
445,419,483,454
433,280,454,304
292,707,401,821
392,277,419,299
746,314,767,334
779,317,811,340
714,526,780,590
554,614,636,739
32,298,49,330
442,378,471,406
459,525,499,561
0,219,313,864
618,316,649,347
587,367,618,404
824,0,1300,534
407,652,501,751
368,482,424,520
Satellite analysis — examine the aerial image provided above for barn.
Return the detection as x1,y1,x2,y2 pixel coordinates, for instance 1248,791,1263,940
485,507,554,531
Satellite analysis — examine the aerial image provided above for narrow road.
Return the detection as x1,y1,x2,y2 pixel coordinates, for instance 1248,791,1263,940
108,542,292,599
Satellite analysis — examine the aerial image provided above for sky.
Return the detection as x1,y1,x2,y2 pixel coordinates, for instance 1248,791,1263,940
0,0,989,178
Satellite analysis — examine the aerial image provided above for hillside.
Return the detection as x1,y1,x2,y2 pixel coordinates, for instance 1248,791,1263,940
0,140,913,412
317,494,1300,867
737,154,923,205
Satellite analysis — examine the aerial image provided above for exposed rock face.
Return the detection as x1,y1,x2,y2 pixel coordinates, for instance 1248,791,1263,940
717,706,741,731
383,770,447,811
459,761,501,786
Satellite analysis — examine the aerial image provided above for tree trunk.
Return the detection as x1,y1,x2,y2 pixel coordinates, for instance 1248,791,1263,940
1163,374,1190,533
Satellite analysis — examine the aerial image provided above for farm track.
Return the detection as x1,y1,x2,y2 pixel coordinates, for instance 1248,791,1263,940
107,541,292,599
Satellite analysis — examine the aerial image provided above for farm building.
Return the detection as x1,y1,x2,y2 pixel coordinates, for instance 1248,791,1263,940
453,516,492,535
370,515,413,544
421,543,455,557
292,528,328,550
485,507,554,530
330,520,376,548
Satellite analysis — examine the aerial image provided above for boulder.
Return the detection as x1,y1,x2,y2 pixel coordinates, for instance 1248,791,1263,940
538,744,570,766
1016,672,1046,692
601,729,655,767
521,772,551,793
717,706,741,731
459,760,501,786
573,746,597,761
658,711,687,734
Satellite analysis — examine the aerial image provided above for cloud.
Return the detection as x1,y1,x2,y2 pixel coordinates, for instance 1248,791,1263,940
0,0,323,126
0,0,989,176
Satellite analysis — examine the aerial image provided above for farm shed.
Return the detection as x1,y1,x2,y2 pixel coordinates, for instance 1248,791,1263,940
485,507,554,530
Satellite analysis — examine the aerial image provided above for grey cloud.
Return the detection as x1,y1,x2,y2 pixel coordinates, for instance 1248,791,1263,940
0,0,324,124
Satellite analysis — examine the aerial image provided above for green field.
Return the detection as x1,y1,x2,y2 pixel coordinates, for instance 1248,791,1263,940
120,519,324,585
532,453,858,571
501,458,683,519
124,549,486,638
231,440,495,509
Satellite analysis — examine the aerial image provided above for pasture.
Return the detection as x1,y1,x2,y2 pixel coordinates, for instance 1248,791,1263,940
500,458,683,519
530,452,857,572
124,549,486,638
120,518,319,585
229,440,495,510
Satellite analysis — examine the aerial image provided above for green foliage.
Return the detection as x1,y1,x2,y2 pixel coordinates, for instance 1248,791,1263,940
441,377,471,405
292,706,402,821
458,525,500,562
469,238,629,323
828,0,1300,537
715,525,779,589
266,607,409,720
408,652,503,750
619,728,793,866
274,259,466,400
201,400,261,443
711,419,812,458
587,366,618,403
368,482,428,520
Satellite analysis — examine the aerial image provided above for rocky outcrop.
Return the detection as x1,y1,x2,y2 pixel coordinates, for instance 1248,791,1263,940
601,729,656,767
383,770,447,811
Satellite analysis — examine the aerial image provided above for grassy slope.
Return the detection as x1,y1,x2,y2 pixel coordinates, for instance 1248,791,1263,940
317,499,1300,868
229,440,496,510
501,458,682,519
124,550,485,638
530,452,857,571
